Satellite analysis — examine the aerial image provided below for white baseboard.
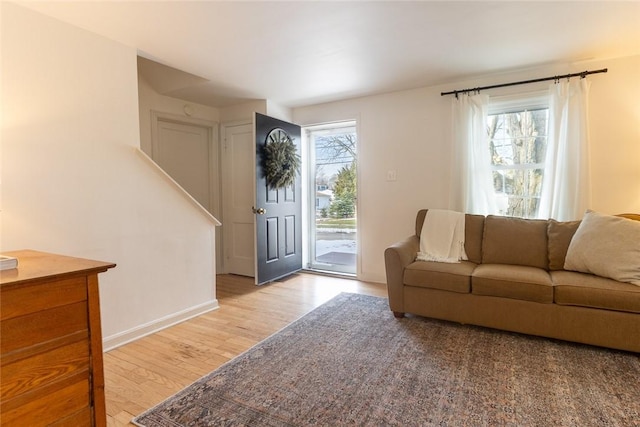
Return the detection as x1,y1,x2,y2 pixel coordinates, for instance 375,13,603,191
102,300,219,352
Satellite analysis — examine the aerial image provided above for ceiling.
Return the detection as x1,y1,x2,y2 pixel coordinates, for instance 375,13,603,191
20,1,640,108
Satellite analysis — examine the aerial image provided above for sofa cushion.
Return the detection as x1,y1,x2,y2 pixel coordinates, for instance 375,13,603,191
482,215,549,269
564,210,640,286
472,264,553,303
547,219,581,270
404,260,476,293
416,210,485,264
552,270,640,314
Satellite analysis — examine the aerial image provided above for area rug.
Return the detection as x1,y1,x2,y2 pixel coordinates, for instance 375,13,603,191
133,293,640,426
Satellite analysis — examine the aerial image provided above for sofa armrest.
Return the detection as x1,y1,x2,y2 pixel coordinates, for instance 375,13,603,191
384,235,419,315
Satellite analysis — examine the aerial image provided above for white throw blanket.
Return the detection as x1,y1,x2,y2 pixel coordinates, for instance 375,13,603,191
416,209,468,263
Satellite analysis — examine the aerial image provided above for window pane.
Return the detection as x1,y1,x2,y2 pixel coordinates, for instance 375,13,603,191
487,107,549,219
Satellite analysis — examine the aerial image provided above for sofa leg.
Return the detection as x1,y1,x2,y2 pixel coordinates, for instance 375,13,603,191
393,311,405,319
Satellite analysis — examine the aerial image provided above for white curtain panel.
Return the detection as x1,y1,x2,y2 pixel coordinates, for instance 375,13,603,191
538,79,592,221
449,93,498,215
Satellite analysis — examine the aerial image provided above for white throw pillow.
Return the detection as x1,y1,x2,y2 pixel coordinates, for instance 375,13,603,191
564,210,640,286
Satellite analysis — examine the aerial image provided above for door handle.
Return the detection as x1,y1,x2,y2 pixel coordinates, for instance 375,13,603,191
252,206,266,215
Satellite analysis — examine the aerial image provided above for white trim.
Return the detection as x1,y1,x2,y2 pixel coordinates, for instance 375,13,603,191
221,118,252,129
102,300,219,351
301,119,358,132
135,148,221,225
303,119,359,276
488,90,548,114
354,117,362,279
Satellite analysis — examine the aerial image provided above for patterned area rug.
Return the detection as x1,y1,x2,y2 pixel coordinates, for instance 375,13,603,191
133,293,640,426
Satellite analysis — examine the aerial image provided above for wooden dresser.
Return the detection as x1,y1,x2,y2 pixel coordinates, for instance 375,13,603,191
1,250,115,427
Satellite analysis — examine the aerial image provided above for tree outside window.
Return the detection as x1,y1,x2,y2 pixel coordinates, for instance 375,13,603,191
487,107,548,218
330,161,356,218
315,133,357,219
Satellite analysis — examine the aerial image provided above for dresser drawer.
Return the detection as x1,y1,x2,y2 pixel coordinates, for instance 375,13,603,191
1,375,91,427
1,339,89,400
1,276,87,321
0,301,88,355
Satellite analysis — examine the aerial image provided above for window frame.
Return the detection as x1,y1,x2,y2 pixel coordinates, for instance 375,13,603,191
303,121,358,276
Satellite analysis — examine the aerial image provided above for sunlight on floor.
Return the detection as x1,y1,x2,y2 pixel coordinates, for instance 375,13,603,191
215,272,387,315
286,272,383,306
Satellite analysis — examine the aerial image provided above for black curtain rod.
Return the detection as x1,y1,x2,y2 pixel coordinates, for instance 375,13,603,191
440,68,608,97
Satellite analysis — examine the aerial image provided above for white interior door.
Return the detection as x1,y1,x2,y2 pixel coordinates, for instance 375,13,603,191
221,122,255,276
154,120,214,210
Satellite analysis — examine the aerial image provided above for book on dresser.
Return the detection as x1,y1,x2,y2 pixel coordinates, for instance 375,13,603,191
0,255,18,270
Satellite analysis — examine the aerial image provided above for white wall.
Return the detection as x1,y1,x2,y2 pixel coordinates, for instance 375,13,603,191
1,3,219,350
294,55,640,284
220,100,265,124
588,56,640,211
266,100,293,123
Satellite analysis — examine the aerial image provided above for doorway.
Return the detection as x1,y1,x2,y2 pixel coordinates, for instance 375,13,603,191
305,122,357,275
221,115,303,285
220,121,255,277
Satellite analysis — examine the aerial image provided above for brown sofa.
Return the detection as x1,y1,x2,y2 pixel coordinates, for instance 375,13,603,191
384,210,640,352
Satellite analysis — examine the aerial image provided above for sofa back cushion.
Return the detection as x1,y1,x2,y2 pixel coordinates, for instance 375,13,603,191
415,209,485,264
482,215,549,269
415,209,427,237
547,219,581,270
464,214,486,264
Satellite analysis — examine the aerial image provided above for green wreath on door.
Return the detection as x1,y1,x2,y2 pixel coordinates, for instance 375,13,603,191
263,128,301,190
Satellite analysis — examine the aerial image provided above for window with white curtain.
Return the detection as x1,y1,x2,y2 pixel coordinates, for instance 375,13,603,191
451,79,591,221
487,94,549,218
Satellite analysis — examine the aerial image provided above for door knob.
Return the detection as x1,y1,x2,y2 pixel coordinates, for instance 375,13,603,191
252,207,266,215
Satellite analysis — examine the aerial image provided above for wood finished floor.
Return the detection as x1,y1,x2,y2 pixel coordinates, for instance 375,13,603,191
105,273,388,426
